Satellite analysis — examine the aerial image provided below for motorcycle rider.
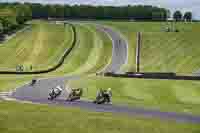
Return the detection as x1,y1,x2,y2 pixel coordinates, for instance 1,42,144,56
104,88,112,104
66,87,83,101
48,86,63,100
96,88,103,97
51,86,63,96
30,79,37,86
94,88,112,104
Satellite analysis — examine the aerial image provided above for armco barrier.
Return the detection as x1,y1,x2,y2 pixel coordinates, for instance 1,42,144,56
104,72,200,81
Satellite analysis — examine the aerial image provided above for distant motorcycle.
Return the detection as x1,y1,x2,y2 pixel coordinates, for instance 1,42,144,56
30,79,37,86
48,86,63,100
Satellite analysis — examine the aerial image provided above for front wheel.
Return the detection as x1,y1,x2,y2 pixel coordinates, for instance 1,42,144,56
48,96,54,100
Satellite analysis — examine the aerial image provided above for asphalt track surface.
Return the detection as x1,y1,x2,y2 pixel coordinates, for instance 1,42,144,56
95,25,128,73
8,23,200,124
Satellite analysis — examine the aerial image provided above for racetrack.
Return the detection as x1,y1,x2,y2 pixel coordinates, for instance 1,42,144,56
11,23,128,99
10,75,200,124
10,23,128,103
95,25,128,73
6,23,200,124
10,95,200,124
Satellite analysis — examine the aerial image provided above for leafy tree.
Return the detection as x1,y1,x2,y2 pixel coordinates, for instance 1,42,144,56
1,2,170,21
0,8,17,33
184,12,192,21
173,10,182,21
55,5,64,18
0,21,3,40
0,21,2,31
47,5,57,18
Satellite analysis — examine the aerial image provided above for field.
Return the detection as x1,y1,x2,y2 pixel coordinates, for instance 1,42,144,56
68,76,200,115
0,21,73,71
0,101,200,133
102,21,200,73
51,24,112,75
1,20,200,132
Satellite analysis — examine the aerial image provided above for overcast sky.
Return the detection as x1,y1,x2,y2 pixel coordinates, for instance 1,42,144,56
2,0,200,19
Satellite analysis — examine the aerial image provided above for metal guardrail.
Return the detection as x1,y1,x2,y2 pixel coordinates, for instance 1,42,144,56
103,72,200,81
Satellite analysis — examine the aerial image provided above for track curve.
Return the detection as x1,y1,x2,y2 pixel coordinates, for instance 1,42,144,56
11,23,129,101
10,74,200,124
5,23,200,124
96,25,128,73
10,95,200,124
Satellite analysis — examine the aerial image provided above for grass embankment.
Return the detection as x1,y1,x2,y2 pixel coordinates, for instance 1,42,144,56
103,22,200,73
0,76,33,92
0,21,73,71
68,76,200,115
0,22,112,92
65,22,200,116
141,31,200,73
52,24,112,75
0,101,199,133
1,21,200,132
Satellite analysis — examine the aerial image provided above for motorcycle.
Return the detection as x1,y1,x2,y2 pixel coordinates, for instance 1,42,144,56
93,90,110,104
48,86,62,100
30,79,37,86
66,88,83,101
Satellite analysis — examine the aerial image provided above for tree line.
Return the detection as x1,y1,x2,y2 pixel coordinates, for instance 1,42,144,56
0,3,32,36
173,10,192,21
31,4,169,20
0,2,193,38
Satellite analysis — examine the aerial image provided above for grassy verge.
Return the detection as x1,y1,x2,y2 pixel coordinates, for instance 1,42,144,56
74,24,112,74
102,21,200,73
141,31,200,73
49,24,95,75
0,20,73,71
51,24,112,76
0,22,112,92
68,76,200,115
0,101,199,133
0,76,33,92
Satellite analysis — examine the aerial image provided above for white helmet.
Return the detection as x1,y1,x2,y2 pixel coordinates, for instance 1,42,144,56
108,88,112,91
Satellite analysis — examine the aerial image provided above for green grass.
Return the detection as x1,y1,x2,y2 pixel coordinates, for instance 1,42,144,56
1,21,200,132
68,76,200,115
0,22,113,92
102,21,200,73
0,21,112,76
80,24,112,74
63,21,200,116
0,20,73,71
51,24,112,76
141,31,200,73
0,101,199,133
49,24,96,75
0,76,33,92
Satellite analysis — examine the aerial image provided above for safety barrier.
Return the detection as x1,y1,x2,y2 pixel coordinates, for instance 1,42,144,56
104,72,200,81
